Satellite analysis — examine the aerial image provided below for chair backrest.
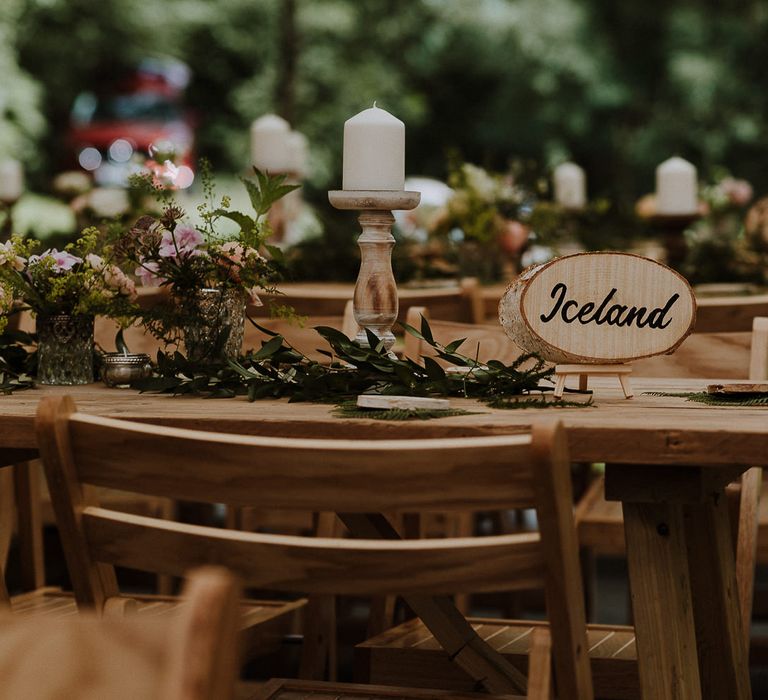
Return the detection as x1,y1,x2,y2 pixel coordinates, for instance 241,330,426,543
0,567,241,700
249,279,484,324
631,294,768,377
695,293,768,333
247,301,356,362
403,306,522,365
36,400,593,698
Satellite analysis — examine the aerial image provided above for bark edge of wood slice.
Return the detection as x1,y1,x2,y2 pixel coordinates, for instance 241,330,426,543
499,251,696,364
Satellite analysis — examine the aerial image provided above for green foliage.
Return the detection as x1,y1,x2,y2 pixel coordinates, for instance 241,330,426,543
645,391,768,407
0,327,36,394
132,316,589,414
332,400,476,421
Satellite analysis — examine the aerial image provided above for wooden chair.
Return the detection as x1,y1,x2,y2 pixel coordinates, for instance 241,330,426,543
254,678,525,699
402,306,522,366
577,316,768,637
35,397,593,699
0,566,241,700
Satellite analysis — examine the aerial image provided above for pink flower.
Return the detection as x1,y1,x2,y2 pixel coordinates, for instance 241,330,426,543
135,261,163,287
103,264,138,301
218,241,263,282
29,248,82,273
720,177,753,207
247,287,263,306
158,225,203,259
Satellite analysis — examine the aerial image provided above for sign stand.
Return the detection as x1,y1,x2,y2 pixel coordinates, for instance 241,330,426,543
553,363,634,399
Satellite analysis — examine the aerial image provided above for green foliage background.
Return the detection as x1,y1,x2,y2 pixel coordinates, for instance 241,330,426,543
4,0,768,211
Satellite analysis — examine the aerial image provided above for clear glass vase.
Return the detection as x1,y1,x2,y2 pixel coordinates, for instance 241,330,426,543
183,288,245,363
36,314,95,385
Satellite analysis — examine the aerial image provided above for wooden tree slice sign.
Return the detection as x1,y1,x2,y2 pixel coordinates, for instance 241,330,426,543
499,252,696,364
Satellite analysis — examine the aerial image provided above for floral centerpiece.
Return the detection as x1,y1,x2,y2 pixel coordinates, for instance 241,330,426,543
0,229,138,384
679,173,757,285
429,162,532,281
115,166,298,362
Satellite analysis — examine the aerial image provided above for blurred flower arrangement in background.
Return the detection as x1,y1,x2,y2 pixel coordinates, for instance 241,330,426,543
426,162,533,281
681,171,764,284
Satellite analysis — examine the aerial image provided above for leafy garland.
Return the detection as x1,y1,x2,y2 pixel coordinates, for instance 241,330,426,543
0,328,36,394
644,391,768,407
133,316,591,412
332,400,476,421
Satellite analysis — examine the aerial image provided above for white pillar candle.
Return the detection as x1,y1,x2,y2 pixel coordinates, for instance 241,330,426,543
288,131,309,178
250,114,292,173
656,156,698,215
553,162,586,210
342,104,404,191
0,159,24,202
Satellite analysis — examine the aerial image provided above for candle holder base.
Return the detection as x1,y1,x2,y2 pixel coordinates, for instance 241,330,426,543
328,190,420,211
649,213,701,271
328,190,420,353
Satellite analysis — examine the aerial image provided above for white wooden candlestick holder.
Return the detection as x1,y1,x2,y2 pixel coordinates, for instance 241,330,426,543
328,190,420,353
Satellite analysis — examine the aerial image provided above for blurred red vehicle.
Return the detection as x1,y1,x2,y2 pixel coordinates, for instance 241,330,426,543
68,58,196,187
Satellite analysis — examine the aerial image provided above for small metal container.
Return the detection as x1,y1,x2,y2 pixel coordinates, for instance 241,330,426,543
101,353,153,388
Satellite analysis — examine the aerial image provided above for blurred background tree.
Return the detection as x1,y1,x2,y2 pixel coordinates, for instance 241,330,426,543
5,0,768,213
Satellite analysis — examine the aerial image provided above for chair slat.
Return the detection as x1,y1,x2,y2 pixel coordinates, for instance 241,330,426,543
67,415,536,511
695,294,768,333
83,508,544,595
82,508,545,595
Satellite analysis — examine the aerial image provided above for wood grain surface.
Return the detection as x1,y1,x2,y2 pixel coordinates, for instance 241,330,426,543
499,252,696,364
1,378,766,468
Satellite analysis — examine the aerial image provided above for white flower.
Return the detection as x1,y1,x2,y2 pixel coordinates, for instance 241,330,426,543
0,240,26,271
85,253,104,271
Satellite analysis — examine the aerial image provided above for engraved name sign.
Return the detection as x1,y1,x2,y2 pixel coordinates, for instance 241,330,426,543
498,252,697,363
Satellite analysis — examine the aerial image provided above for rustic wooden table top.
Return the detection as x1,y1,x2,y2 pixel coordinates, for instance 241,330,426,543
1,377,766,466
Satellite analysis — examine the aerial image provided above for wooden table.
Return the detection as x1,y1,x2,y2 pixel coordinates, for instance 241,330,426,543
1,377,761,699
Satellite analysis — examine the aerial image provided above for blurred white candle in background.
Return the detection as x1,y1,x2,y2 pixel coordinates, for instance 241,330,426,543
656,156,698,215
0,159,24,202
553,161,586,210
250,114,292,173
342,103,404,191
288,131,309,178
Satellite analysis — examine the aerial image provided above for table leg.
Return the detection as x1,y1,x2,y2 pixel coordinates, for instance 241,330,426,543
684,494,751,699
339,512,527,695
623,501,702,699
0,466,13,576
13,461,44,591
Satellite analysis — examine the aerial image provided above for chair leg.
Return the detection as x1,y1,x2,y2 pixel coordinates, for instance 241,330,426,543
580,547,597,622
453,511,474,615
303,513,341,680
156,498,177,596
299,594,337,681
526,627,553,700
0,466,14,574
